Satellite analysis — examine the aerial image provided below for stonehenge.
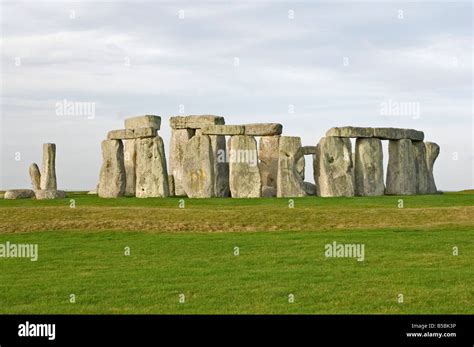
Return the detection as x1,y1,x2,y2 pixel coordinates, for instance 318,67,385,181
93,119,441,199
4,118,441,201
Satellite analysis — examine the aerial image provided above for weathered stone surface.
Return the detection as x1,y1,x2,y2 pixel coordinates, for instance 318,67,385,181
425,142,440,194
201,125,245,136
373,127,424,141
187,115,225,128
108,128,156,140
170,115,225,129
262,185,277,197
169,128,195,196
229,135,261,198
277,136,306,197
326,126,374,138
135,137,169,198
108,129,133,139
40,143,57,190
35,189,67,200
124,140,137,196
98,140,126,198
325,126,424,141
385,139,416,195
412,141,430,194
313,137,354,197
133,127,157,138
168,175,175,197
244,123,282,136
303,182,317,196
182,135,215,198
29,163,41,190
354,138,384,196
4,189,35,199
258,136,280,189
302,146,317,155
125,115,161,130
209,135,230,197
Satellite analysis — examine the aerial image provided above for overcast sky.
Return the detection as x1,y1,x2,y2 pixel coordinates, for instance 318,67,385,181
1,0,472,191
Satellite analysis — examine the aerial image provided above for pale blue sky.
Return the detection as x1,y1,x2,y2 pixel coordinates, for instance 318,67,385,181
1,1,472,191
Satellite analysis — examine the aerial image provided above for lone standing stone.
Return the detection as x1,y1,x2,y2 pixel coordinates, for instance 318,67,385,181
29,163,41,190
124,140,137,196
182,135,215,198
385,139,416,195
135,137,169,198
169,129,195,196
209,135,230,197
258,136,280,195
277,136,306,197
425,142,440,194
229,135,262,198
412,141,430,194
354,138,384,196
98,140,126,198
40,143,57,190
313,137,354,197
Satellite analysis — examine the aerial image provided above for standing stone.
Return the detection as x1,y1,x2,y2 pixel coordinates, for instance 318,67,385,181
182,135,215,198
277,136,306,197
29,163,41,190
124,140,137,196
209,135,230,197
354,138,384,196
229,135,261,198
168,175,175,197
169,129,195,196
135,137,169,198
313,137,354,197
98,140,126,198
40,143,57,190
258,136,280,194
425,142,440,194
385,139,416,195
412,141,430,194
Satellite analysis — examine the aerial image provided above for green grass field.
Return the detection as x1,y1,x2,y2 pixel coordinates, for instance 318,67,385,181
0,192,472,314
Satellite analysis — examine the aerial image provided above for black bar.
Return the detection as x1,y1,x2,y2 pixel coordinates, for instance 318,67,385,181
0,315,472,346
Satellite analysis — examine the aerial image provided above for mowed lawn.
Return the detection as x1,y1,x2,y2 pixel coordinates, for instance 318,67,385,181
0,192,472,314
